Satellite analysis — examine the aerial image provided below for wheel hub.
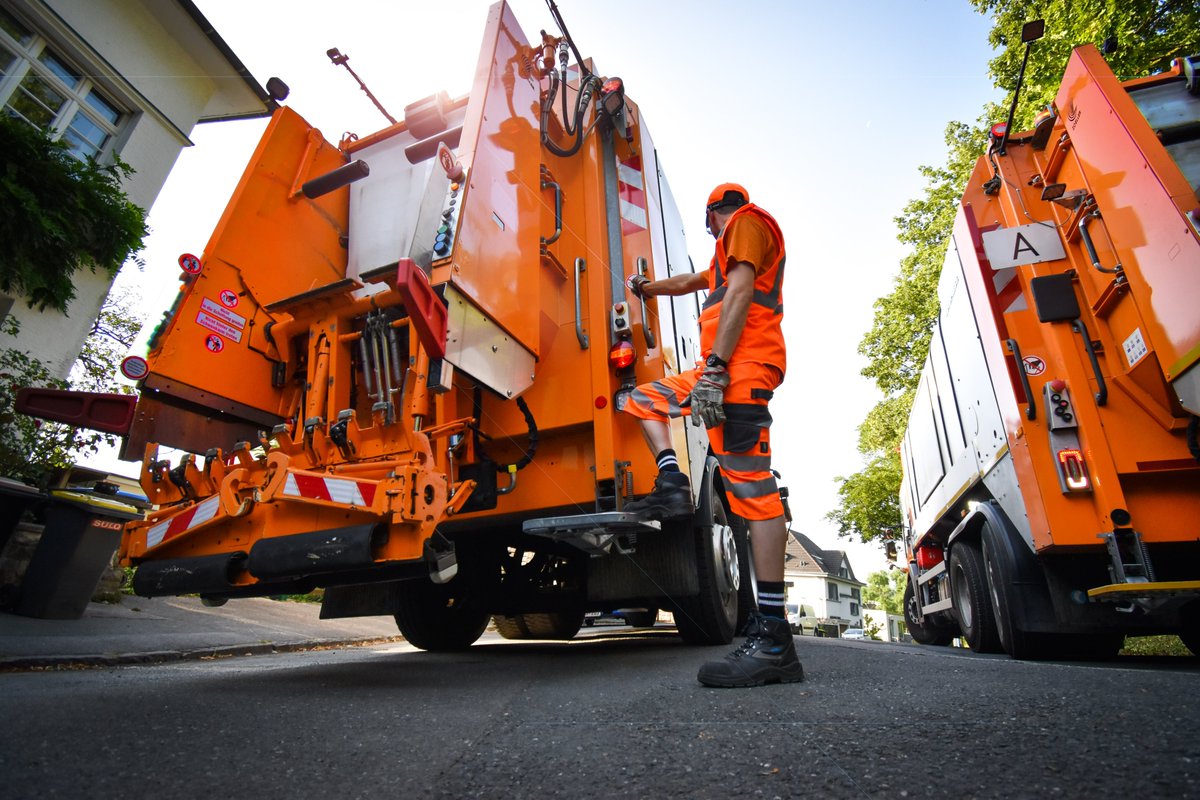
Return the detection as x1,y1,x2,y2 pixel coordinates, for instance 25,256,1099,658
713,522,739,597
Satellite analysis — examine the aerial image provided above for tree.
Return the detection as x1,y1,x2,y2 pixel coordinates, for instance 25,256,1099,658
862,569,906,616
0,115,147,313
0,289,143,484
829,0,1200,545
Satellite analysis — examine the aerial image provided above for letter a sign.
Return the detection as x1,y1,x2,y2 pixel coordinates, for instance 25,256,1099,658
980,222,1067,270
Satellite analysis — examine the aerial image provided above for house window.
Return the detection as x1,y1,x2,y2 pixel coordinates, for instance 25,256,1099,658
850,602,859,616
827,581,839,601
0,8,123,160
851,587,860,600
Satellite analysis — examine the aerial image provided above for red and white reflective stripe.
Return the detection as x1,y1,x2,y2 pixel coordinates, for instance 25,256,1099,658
282,473,377,507
617,155,648,235
992,267,1027,314
146,495,221,550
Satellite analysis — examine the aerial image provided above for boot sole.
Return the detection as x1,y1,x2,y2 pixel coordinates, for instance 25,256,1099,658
697,666,805,688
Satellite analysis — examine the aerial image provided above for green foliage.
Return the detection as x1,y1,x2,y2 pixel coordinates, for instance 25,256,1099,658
974,0,1200,130
830,0,1200,545
0,115,148,313
1119,635,1191,657
0,290,143,484
861,569,906,616
862,617,883,641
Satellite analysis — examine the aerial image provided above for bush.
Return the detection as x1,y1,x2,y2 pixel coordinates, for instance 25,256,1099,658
0,115,147,312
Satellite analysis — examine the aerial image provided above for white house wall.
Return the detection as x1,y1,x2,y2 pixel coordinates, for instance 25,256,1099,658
1,0,266,379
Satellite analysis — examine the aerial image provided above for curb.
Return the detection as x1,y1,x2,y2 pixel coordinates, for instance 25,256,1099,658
0,635,405,672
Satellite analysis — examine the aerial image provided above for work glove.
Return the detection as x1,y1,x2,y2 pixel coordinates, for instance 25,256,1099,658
626,274,649,299
687,365,730,429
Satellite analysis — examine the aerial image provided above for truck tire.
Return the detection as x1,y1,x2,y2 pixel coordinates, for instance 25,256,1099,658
949,541,1003,653
492,611,584,640
393,578,490,651
674,458,754,645
981,519,1049,659
904,579,954,646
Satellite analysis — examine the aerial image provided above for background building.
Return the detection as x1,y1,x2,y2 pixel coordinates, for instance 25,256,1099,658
783,530,864,637
0,0,276,377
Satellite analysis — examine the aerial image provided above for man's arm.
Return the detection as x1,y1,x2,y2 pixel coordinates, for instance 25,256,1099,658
641,270,708,297
708,261,754,362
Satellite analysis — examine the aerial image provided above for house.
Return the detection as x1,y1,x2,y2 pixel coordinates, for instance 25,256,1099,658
863,607,907,642
783,530,865,637
0,0,278,377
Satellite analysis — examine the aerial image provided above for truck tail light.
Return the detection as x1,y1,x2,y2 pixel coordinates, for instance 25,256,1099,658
1057,448,1090,491
609,340,635,370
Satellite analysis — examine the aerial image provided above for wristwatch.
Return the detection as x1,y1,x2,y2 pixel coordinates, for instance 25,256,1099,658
705,354,727,369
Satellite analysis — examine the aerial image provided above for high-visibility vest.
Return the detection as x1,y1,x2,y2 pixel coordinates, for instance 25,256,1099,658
699,203,786,371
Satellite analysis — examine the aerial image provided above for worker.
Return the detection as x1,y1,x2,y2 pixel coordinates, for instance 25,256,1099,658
622,183,802,688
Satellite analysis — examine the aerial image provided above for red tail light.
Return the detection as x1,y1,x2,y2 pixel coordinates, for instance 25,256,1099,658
609,340,635,370
1057,448,1090,491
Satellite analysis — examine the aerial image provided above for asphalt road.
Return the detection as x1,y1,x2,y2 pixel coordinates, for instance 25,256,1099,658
2,626,1197,799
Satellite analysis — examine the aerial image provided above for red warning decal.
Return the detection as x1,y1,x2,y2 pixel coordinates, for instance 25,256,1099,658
179,253,202,274
1022,355,1047,376
205,334,224,353
219,289,239,309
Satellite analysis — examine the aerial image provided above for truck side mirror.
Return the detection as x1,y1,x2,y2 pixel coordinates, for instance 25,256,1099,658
885,541,898,563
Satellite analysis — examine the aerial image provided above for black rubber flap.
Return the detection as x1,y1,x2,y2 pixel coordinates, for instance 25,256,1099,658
247,524,383,579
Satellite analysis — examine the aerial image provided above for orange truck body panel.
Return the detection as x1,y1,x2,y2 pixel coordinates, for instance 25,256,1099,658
900,44,1200,651
116,2,707,609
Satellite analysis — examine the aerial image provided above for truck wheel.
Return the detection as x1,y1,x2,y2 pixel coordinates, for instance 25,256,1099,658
903,579,954,646
950,541,1003,653
674,458,753,645
393,578,490,651
981,519,1047,659
622,608,658,628
492,611,584,640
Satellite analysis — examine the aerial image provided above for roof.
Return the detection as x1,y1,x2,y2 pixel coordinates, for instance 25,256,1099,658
172,0,278,121
785,530,862,584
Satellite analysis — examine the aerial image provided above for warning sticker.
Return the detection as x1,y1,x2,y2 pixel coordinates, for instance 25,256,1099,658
197,311,243,343
219,289,239,309
1022,355,1047,376
204,334,224,353
200,297,245,330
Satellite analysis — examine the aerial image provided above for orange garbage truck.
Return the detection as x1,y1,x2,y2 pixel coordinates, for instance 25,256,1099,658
899,27,1200,658
80,1,760,649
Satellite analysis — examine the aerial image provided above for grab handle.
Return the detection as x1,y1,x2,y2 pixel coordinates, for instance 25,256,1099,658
541,172,562,246
1005,338,1037,420
1071,319,1108,406
636,257,656,351
574,258,589,350
1078,210,1122,275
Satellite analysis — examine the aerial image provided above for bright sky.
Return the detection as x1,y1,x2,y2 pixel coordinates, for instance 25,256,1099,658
104,0,1002,577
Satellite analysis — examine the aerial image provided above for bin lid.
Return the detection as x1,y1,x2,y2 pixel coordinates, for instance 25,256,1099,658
0,476,43,499
48,489,143,521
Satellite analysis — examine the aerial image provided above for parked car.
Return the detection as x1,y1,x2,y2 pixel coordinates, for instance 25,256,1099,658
842,627,866,640
786,603,803,634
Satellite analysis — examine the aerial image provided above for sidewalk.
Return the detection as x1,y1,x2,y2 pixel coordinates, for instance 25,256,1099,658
0,594,404,670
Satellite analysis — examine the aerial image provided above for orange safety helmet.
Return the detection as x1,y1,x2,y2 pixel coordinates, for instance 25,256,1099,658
705,183,749,232
706,183,749,213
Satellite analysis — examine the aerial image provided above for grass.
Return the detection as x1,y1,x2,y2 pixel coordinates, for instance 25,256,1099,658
1120,635,1192,657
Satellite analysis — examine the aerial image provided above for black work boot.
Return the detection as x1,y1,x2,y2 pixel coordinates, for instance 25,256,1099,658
697,612,805,688
622,471,692,520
